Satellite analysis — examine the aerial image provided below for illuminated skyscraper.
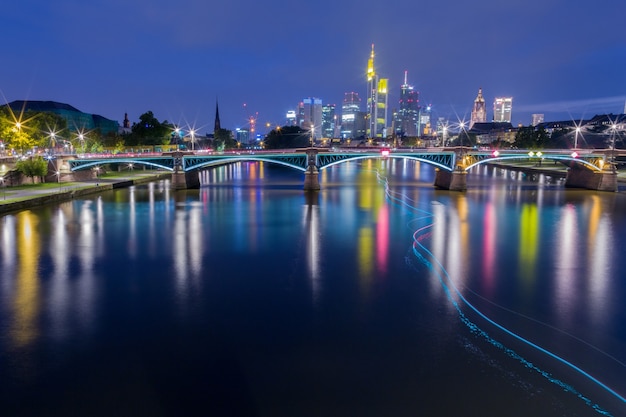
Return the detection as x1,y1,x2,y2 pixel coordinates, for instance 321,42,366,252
286,110,296,126
366,44,388,138
531,114,544,126
321,104,336,138
470,88,487,128
301,97,323,139
341,92,366,139
394,71,420,137
493,97,513,123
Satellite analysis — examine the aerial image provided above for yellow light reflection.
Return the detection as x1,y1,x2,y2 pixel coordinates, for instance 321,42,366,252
518,203,539,289
12,211,41,348
358,227,374,296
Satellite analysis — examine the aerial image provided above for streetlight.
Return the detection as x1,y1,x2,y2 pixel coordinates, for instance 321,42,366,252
48,131,57,155
310,126,314,147
574,127,581,149
609,122,618,173
189,129,196,151
77,132,85,154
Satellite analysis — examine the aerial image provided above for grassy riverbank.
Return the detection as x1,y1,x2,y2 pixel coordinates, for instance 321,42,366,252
0,171,170,215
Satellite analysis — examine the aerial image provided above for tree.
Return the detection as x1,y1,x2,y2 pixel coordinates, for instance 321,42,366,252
264,126,310,149
16,156,49,183
0,107,68,154
129,111,172,146
513,126,549,149
213,128,236,151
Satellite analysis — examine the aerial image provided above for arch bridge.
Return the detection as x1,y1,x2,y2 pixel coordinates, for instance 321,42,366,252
63,147,617,192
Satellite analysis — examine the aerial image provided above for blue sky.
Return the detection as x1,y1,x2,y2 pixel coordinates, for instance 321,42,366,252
2,0,625,135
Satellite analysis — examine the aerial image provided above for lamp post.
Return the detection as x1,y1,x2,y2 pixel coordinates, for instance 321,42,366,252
78,133,85,154
609,123,618,173
574,127,581,150
49,131,57,155
190,129,196,151
310,126,314,147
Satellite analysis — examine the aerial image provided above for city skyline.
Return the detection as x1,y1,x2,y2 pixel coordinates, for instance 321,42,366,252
2,0,625,135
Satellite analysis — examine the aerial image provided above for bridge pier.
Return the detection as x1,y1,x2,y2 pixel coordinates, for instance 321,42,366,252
303,148,320,191
171,171,200,190
434,168,467,191
170,152,200,190
565,164,617,192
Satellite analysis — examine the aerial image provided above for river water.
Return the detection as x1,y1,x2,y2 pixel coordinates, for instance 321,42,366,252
1,159,625,416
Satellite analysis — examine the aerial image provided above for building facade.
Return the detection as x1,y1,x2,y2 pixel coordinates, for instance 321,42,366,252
300,97,323,139
493,97,513,123
531,113,544,126
5,100,119,136
321,104,336,138
341,92,366,139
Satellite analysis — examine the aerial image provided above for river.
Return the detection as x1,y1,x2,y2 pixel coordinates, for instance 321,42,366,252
0,159,625,416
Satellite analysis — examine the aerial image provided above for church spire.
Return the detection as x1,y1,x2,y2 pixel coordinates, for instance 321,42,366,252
214,99,221,133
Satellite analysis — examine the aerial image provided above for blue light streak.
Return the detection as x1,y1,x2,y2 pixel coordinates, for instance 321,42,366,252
371,166,625,416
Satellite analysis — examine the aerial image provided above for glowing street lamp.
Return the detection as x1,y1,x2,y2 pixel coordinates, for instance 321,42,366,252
190,129,196,151
574,127,581,149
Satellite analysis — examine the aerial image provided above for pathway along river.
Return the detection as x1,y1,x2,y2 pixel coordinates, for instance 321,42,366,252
0,159,625,416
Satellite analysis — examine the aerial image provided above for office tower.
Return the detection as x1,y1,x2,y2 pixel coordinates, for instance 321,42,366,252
376,78,389,138
322,104,336,138
394,71,420,137
493,97,513,123
470,88,487,128
301,97,323,139
366,44,388,138
341,92,366,139
286,110,296,126
236,127,250,145
531,114,544,126
420,105,432,136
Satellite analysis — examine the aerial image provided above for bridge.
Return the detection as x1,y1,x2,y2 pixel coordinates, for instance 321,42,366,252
58,147,619,192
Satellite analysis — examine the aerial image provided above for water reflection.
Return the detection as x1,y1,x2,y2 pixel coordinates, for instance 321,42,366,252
13,212,40,348
1,160,625,415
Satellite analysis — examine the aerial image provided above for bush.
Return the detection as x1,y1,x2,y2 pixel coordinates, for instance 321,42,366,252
16,156,49,183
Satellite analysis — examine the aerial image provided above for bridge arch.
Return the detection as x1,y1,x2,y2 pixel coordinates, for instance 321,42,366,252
184,156,307,172
69,158,175,172
318,154,454,172
463,154,603,172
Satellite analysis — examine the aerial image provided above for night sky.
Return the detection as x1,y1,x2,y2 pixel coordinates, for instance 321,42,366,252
3,0,626,135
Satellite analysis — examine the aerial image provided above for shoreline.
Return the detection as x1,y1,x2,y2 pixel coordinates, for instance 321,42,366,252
0,172,171,215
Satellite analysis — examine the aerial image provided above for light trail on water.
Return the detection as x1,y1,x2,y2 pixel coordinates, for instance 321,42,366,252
368,165,626,416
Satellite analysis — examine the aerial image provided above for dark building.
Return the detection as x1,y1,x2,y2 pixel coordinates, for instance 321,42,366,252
3,100,120,136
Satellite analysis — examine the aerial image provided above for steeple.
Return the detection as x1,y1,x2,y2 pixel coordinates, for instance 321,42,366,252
214,99,221,133
470,87,487,128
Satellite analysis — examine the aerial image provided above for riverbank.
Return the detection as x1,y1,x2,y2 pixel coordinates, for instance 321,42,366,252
0,171,171,215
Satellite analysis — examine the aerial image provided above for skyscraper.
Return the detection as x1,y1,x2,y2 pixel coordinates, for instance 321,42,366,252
301,97,323,139
470,88,487,128
366,44,388,138
286,110,296,126
341,92,366,139
493,97,513,123
321,104,336,138
394,71,420,137
531,114,544,126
